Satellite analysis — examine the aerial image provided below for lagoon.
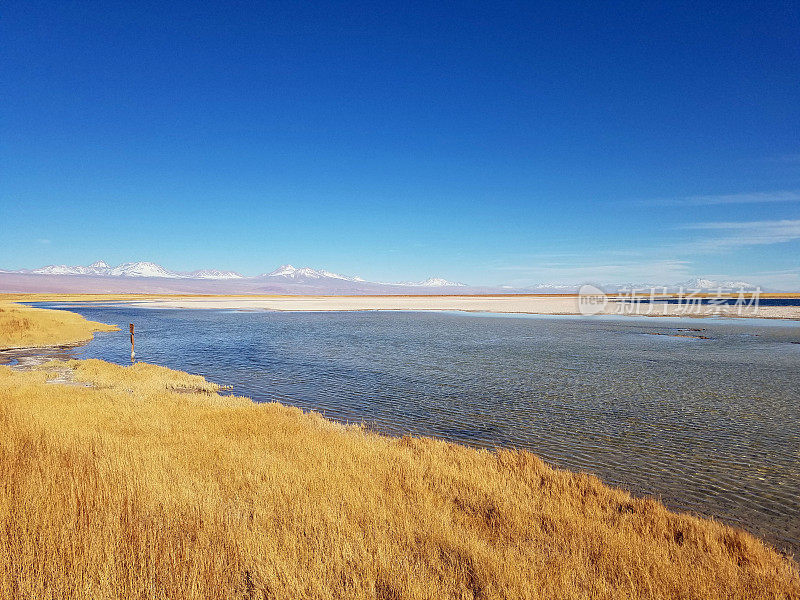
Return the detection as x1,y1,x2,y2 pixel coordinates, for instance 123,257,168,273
6,303,799,556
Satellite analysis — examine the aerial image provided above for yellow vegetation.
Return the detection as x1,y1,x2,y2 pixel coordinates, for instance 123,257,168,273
0,303,798,598
0,302,117,349
0,359,797,599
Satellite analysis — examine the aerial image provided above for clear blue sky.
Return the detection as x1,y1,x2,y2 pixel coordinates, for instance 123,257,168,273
2,2,799,287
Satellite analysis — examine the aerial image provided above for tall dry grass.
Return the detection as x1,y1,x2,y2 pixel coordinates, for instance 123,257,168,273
0,302,798,598
0,301,117,349
1,358,798,599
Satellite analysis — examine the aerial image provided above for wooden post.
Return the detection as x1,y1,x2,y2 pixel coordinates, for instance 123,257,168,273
129,323,135,363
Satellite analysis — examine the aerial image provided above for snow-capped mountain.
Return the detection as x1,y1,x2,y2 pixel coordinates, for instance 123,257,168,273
524,278,760,293
32,265,90,275
11,260,765,293
189,269,243,279
580,278,759,293
601,278,757,291
265,267,466,287
25,261,242,279
530,283,578,290
108,262,178,278
13,260,466,287
400,277,466,287
32,260,113,276
675,278,756,290
262,265,365,282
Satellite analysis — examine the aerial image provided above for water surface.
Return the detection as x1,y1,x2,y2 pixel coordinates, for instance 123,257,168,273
5,304,799,557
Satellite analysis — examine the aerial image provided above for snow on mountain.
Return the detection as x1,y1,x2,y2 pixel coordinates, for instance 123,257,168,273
592,279,759,292
28,260,173,277
530,283,578,290
31,264,88,275
318,269,365,282
25,261,244,279
107,262,181,278
400,277,466,287
265,265,324,279
12,260,764,292
678,278,716,289
16,260,466,288
17,261,444,285
675,278,756,290
32,260,110,275
188,269,243,279
262,266,464,287
263,265,364,282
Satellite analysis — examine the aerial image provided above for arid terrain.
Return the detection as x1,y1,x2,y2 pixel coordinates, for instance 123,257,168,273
0,300,798,599
124,293,800,319
3,292,799,320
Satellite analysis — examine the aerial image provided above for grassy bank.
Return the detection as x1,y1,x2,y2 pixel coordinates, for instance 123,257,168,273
0,301,117,349
0,303,798,599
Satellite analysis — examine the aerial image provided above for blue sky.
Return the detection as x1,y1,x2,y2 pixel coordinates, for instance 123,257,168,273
2,2,799,288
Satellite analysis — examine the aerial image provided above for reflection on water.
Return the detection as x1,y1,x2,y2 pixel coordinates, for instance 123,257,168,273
5,304,800,557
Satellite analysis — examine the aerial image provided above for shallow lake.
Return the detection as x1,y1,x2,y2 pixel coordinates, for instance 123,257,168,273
5,304,800,557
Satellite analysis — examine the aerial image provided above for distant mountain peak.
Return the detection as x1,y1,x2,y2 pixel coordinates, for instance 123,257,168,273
263,264,364,282
675,278,756,290
23,260,244,280
189,269,243,279
108,261,176,278
399,277,466,287
31,264,78,275
10,260,470,289
530,283,577,290
268,264,298,276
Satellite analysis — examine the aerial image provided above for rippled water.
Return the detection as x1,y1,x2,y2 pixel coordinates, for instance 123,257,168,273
5,304,800,556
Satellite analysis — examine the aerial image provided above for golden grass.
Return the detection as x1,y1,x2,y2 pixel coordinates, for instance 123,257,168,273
0,302,117,349
0,359,798,599
0,302,798,598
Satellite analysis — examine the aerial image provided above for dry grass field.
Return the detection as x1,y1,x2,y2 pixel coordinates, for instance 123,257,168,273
0,301,117,349
0,302,798,599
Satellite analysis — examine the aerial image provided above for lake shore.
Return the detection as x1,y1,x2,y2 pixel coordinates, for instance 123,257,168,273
4,292,800,320
1,301,799,598
117,294,800,320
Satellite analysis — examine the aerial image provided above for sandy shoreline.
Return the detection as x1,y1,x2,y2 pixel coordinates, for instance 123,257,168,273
117,294,800,320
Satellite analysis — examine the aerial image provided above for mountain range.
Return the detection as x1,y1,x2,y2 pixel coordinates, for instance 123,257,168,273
0,261,470,294
0,261,759,294
27,260,244,280
11,261,464,286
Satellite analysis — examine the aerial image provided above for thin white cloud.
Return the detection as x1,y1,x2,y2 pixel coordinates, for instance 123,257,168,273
485,220,800,288
765,154,800,164
679,219,800,252
494,259,693,287
639,190,800,207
